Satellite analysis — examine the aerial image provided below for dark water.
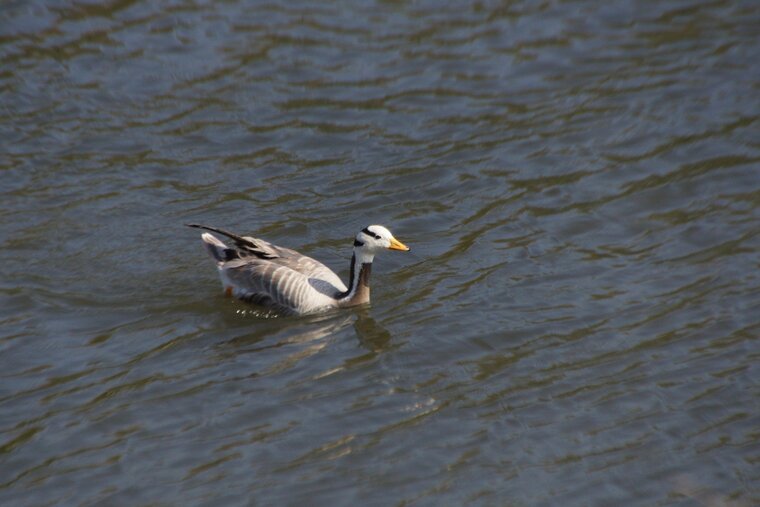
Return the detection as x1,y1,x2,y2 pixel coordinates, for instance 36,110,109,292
1,0,759,505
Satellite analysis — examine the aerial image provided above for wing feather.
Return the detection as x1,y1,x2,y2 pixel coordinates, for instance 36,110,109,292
221,258,341,313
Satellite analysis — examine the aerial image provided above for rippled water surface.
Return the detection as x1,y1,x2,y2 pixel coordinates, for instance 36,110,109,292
2,0,759,505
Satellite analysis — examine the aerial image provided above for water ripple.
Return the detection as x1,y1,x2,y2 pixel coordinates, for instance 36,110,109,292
1,0,758,505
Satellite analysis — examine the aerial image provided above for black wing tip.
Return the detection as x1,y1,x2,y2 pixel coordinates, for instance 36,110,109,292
185,223,270,257
186,223,221,234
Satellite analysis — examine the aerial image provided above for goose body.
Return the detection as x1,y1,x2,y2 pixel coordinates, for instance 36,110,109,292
188,224,409,315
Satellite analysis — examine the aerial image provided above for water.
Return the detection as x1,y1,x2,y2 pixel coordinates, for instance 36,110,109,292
1,0,759,505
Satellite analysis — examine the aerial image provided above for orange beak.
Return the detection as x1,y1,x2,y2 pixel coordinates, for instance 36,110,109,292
388,236,410,251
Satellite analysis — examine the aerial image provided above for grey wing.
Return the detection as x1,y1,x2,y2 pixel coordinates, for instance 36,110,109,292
263,243,347,293
223,259,326,311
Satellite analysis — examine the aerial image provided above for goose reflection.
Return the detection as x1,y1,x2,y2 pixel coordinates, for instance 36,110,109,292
352,308,393,351
219,311,353,361
215,307,395,376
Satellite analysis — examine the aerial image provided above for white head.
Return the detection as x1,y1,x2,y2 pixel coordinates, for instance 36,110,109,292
353,225,409,262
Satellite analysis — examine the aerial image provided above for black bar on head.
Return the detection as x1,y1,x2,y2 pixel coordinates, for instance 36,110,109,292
361,227,380,239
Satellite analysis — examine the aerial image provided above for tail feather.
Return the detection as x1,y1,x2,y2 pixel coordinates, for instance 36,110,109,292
186,223,279,260
200,232,238,263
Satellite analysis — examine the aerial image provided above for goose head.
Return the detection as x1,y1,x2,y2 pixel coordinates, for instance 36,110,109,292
353,225,409,256
338,225,409,305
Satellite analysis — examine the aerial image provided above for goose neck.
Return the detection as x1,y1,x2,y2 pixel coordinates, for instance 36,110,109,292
339,250,373,305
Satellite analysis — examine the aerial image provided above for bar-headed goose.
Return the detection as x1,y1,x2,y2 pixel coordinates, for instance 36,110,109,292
188,224,410,315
